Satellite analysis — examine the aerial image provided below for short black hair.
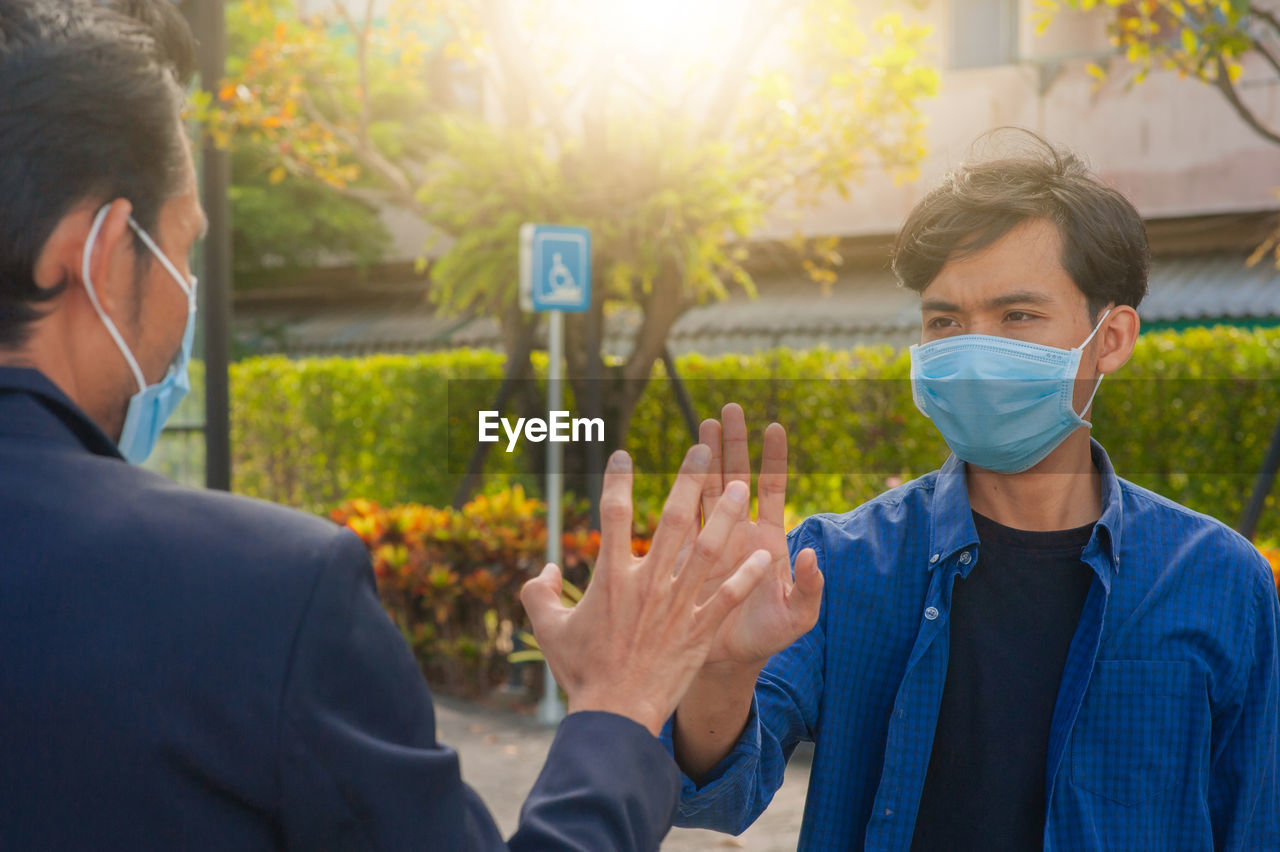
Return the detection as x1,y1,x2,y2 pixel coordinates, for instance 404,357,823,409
0,0,196,347
107,0,197,83
891,130,1149,320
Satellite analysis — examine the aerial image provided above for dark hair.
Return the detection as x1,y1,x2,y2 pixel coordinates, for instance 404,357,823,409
891,130,1149,319
106,0,197,83
0,0,196,347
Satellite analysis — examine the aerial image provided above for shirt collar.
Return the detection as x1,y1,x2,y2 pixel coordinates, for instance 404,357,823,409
927,438,1124,580
926,452,980,574
0,366,123,459
1087,438,1124,579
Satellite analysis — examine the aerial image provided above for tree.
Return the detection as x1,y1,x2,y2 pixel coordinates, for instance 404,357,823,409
1039,0,1280,539
192,1,392,282
1038,0,1280,261
211,0,937,486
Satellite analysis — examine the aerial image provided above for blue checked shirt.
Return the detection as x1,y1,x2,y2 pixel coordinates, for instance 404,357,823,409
664,440,1280,850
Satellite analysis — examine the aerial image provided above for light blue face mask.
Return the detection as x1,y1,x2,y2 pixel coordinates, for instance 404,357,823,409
909,309,1111,474
82,204,198,464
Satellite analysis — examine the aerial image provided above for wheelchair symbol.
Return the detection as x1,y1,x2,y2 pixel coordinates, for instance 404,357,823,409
548,252,577,294
544,251,584,304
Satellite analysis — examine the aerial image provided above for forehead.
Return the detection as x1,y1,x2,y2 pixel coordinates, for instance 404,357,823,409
920,218,1083,309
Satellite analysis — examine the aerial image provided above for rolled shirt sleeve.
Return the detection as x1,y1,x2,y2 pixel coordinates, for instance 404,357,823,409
659,521,827,836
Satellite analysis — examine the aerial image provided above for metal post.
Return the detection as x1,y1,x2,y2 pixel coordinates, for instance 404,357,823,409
538,310,567,725
661,344,700,444
585,300,604,528
196,0,232,491
1239,407,1280,540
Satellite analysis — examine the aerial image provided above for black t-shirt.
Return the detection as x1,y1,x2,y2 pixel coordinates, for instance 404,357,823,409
909,510,1095,852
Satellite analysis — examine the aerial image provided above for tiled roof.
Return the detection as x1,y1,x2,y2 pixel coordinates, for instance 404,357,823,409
1140,254,1280,322
233,252,1280,358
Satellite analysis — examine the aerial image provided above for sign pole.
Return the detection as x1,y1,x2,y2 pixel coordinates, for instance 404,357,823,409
519,222,587,727
538,309,567,725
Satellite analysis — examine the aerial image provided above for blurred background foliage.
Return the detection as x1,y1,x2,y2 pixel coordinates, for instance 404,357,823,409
201,0,940,445
1041,0,1280,265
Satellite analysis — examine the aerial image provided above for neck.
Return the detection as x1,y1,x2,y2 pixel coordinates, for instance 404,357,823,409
964,429,1102,531
0,333,126,441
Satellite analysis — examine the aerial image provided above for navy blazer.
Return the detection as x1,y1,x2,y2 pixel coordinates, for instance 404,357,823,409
0,367,679,850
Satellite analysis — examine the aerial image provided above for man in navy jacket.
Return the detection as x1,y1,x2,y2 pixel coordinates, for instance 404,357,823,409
0,1,784,848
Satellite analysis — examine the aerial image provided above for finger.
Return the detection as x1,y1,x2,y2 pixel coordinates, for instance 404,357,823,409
673,480,749,591
786,548,825,631
758,422,788,531
597,450,635,570
520,562,568,637
721,403,751,488
693,549,773,637
671,512,699,578
646,444,712,571
698,418,724,522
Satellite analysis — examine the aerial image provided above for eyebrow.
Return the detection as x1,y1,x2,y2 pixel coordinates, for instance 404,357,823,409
921,290,1056,313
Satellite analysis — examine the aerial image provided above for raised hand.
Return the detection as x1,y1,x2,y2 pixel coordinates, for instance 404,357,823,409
696,403,824,667
520,445,774,736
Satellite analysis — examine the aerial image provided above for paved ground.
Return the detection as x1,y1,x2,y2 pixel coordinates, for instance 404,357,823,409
435,695,811,850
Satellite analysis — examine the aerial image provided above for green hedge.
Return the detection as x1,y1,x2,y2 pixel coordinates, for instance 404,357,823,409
232,350,522,512
228,325,1280,537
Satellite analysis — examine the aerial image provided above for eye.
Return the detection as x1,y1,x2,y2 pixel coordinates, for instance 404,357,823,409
1005,311,1036,322
926,316,958,330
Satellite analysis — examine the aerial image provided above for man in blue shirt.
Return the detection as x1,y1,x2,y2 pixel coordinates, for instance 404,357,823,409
668,140,1280,849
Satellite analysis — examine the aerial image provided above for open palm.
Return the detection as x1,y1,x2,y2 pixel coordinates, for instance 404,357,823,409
694,404,823,666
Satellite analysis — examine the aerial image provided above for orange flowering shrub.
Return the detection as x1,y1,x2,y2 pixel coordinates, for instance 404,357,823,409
332,487,651,697
1255,546,1280,594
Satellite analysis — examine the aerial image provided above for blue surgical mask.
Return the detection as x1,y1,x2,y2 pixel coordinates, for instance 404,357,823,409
82,204,198,464
909,309,1111,474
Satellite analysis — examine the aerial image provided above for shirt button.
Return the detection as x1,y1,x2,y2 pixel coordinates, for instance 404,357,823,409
929,553,939,564
924,606,939,621
958,551,972,565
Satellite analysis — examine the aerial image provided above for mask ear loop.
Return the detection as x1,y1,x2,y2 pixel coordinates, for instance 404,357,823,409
127,217,195,305
82,204,147,394
1075,308,1113,418
126,216,199,376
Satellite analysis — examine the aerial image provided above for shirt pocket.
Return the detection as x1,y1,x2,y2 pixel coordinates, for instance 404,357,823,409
1069,659,1198,807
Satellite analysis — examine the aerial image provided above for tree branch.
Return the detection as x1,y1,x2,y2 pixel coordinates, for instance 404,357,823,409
298,88,431,217
696,0,790,143
1249,5,1280,40
1213,56,1280,147
1249,35,1280,80
476,0,570,137
358,0,374,144
330,0,375,143
622,265,691,384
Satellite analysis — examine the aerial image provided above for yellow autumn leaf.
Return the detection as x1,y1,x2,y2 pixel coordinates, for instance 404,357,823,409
268,166,287,185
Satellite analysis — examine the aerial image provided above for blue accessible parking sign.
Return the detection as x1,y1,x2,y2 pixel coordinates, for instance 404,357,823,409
520,224,591,313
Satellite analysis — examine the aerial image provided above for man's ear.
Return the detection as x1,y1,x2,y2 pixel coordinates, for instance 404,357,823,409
34,198,136,318
1095,304,1140,374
